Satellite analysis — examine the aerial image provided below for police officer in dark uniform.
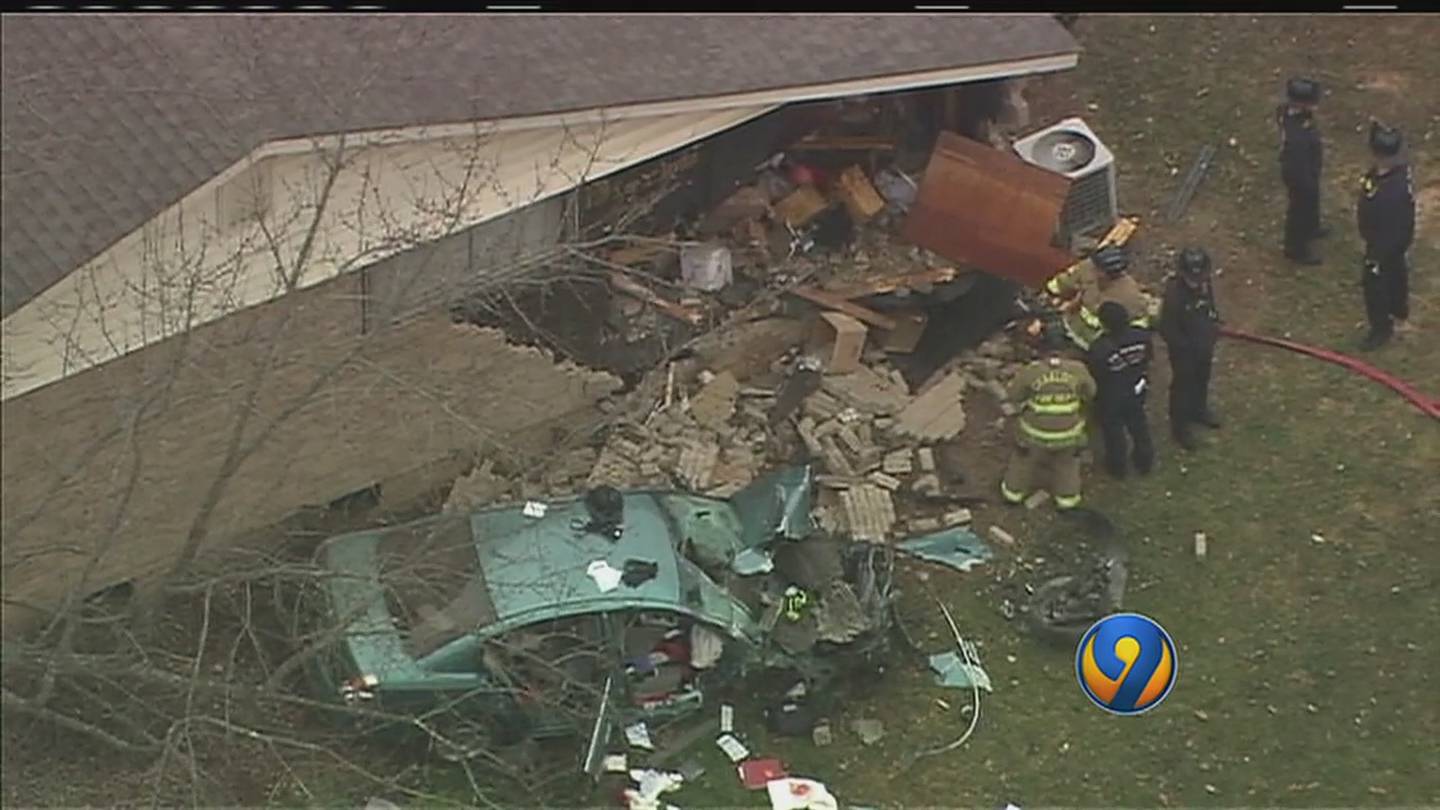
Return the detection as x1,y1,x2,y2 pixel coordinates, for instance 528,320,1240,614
1356,122,1417,351
1158,247,1222,451
1086,301,1154,478
1276,78,1327,265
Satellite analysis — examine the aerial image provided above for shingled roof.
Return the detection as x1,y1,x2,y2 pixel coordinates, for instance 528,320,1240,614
0,14,1077,317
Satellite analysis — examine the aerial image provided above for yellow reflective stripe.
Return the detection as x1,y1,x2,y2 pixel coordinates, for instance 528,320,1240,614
1019,419,1086,443
1061,317,1092,350
1055,493,1082,509
1029,401,1081,415
1000,481,1026,503
1079,307,1102,328
1131,315,1152,328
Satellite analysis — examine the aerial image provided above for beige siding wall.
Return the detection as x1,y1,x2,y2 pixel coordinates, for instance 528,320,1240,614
2,106,773,401
0,207,618,638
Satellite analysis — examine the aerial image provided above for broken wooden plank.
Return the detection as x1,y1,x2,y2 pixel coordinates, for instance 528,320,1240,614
1166,144,1217,223
774,185,831,228
790,286,897,331
820,266,959,300
807,312,869,375
608,271,703,325
605,240,675,266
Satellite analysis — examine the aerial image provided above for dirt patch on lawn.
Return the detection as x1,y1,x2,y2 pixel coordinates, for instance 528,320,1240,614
1356,70,1412,96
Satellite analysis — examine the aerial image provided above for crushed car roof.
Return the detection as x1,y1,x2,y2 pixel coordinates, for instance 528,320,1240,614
475,494,687,625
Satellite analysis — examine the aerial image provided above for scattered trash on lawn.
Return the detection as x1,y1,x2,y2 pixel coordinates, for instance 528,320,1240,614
850,717,886,746
522,500,548,518
897,527,993,572
766,777,840,810
1166,142,1218,222
739,757,788,790
811,719,834,747
911,598,986,763
715,733,750,763
929,651,994,691
624,768,684,810
988,526,1018,547
624,722,655,751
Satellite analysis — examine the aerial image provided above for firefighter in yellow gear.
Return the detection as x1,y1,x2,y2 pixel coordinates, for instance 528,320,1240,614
1044,244,1157,351
1000,329,1097,511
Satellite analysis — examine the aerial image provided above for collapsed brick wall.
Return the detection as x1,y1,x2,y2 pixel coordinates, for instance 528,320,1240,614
0,272,619,637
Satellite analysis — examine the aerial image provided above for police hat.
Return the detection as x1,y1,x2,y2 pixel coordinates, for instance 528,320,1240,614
1092,245,1129,277
1285,77,1321,104
1368,121,1403,157
1098,301,1131,333
1178,246,1212,278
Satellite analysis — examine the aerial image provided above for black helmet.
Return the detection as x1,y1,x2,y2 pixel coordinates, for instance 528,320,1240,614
1285,77,1321,104
1368,121,1403,157
1039,321,1070,353
1098,301,1131,334
1092,245,1129,277
1178,246,1211,279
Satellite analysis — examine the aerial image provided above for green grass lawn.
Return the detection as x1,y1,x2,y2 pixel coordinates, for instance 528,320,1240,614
670,14,1440,808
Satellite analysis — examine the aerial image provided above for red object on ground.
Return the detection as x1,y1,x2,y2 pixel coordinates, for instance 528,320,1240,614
1220,326,1440,421
787,163,824,187
738,758,788,790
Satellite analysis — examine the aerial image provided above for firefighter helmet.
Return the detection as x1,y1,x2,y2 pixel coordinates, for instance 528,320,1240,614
1285,77,1321,104
1177,246,1212,279
1368,121,1403,157
1092,244,1129,277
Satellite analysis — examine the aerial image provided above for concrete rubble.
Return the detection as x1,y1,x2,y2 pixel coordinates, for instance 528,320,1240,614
893,372,968,442
675,441,721,492
820,365,911,416
689,371,741,431
839,484,898,543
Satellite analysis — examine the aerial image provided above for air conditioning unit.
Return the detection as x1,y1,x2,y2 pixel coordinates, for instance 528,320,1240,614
1013,117,1118,240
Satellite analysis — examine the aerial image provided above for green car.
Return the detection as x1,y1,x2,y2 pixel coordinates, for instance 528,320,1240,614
299,464,894,766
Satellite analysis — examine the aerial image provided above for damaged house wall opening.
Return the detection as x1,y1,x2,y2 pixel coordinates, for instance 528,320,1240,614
447,81,1034,387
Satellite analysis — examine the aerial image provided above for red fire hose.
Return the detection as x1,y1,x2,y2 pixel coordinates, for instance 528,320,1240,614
1220,326,1440,421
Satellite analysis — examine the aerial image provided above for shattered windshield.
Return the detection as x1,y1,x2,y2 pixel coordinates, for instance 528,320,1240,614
375,515,498,659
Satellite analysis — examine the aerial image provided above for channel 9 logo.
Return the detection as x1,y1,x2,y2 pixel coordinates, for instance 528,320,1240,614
1076,612,1177,715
